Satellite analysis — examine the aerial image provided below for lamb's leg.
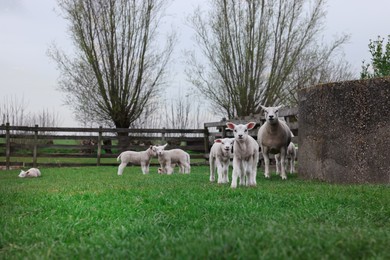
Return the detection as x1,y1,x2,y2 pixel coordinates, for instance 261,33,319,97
217,160,224,184
140,162,146,174
118,162,127,176
262,147,271,178
280,147,287,180
166,160,173,175
145,163,150,174
223,163,229,183
250,152,258,186
290,152,296,174
186,162,191,174
231,158,240,188
210,157,215,181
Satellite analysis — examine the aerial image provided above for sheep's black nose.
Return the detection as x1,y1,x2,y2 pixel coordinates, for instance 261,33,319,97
238,134,243,138
269,115,274,119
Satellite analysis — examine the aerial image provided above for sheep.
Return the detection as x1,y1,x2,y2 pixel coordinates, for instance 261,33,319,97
257,105,292,180
226,122,259,188
117,145,156,175
152,144,191,174
209,138,234,184
18,168,41,178
275,142,297,175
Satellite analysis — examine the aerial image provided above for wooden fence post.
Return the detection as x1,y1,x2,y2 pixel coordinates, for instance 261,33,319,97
162,127,166,143
97,126,102,166
203,124,209,161
33,124,38,168
5,122,10,170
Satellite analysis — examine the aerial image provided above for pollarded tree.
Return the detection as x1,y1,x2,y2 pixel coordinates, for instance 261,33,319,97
187,0,352,118
361,35,390,79
49,0,175,128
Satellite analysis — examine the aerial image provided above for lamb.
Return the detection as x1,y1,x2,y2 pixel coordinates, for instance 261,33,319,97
257,105,292,180
18,168,41,178
152,144,191,174
275,142,296,175
209,138,234,184
117,145,156,175
226,122,259,188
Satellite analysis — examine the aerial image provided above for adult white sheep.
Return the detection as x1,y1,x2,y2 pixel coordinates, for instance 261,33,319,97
18,168,41,178
209,138,234,184
275,142,296,175
152,144,190,174
117,145,156,175
226,122,259,188
257,105,292,180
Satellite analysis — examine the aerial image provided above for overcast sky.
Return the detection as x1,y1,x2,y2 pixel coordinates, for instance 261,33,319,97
1,0,389,126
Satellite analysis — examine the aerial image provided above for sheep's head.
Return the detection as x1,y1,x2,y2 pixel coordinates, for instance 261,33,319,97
226,122,256,142
261,105,282,125
148,145,157,156
214,138,234,153
152,144,168,156
18,170,27,178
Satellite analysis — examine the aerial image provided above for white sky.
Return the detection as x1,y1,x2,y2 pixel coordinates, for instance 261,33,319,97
0,0,389,126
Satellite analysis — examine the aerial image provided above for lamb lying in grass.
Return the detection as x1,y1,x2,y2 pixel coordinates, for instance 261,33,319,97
209,138,234,184
152,144,190,174
226,122,259,188
18,168,41,178
117,145,156,175
275,142,296,175
257,105,292,180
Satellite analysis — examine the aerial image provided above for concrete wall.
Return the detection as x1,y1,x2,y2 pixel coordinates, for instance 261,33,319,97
298,77,390,184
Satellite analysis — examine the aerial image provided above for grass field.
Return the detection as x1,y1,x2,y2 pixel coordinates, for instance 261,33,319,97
0,166,389,259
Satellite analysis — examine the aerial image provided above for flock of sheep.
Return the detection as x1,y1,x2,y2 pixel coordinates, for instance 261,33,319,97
18,105,297,189
116,105,296,188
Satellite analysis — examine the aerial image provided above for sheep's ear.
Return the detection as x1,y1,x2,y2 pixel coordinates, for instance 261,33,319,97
260,105,267,111
226,122,235,130
214,139,222,143
163,143,168,148
247,122,256,130
149,145,153,149
276,105,283,111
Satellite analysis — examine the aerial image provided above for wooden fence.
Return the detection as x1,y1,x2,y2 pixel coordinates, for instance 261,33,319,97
0,107,298,169
0,124,205,169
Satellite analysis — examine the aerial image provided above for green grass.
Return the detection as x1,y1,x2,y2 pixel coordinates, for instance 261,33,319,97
0,166,389,259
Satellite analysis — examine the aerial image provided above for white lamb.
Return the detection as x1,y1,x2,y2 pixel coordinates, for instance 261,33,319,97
152,144,191,174
18,168,41,178
117,145,156,175
209,138,234,184
275,142,296,175
257,105,292,180
226,122,259,188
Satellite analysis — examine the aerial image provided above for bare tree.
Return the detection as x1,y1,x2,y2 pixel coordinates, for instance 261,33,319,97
49,0,175,129
186,0,352,118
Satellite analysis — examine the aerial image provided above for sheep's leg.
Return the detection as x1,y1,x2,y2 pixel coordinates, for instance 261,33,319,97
262,147,271,178
291,157,295,174
280,147,287,180
186,163,191,174
117,162,128,176
210,157,216,182
145,163,150,174
238,164,245,186
140,162,146,174
166,160,173,175
217,161,224,184
275,154,281,175
223,163,229,183
250,152,258,186
231,158,240,188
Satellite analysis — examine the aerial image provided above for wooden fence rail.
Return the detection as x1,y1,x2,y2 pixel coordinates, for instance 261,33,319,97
0,107,298,169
